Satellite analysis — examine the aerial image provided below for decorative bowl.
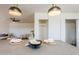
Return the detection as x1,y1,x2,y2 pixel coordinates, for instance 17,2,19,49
28,40,42,49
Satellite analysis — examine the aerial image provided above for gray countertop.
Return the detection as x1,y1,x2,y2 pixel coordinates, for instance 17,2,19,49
0,40,79,55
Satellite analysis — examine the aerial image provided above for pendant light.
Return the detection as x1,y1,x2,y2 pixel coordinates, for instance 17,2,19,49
48,4,61,16
9,5,22,16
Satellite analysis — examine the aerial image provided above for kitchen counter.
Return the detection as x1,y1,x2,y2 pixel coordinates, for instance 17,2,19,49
0,40,79,55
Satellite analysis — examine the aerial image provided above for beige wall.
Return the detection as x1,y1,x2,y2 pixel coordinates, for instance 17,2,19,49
0,19,9,33
0,19,34,38
9,22,34,37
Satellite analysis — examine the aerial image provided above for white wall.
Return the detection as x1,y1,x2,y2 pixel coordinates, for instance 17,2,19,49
48,13,79,42
48,14,65,41
34,12,48,39
34,12,79,47
48,16,61,40
9,23,34,37
76,20,79,47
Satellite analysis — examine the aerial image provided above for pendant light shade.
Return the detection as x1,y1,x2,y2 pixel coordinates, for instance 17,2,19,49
48,4,61,16
9,6,22,16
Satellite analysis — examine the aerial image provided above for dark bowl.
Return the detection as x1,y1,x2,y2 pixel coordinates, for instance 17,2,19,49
28,40,42,49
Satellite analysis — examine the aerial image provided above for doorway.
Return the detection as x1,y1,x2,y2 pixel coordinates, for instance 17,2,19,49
66,20,76,46
39,20,48,40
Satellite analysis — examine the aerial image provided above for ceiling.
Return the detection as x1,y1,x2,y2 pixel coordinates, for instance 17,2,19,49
0,4,79,23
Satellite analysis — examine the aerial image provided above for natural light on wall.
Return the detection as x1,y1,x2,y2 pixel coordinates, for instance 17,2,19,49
48,4,61,16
